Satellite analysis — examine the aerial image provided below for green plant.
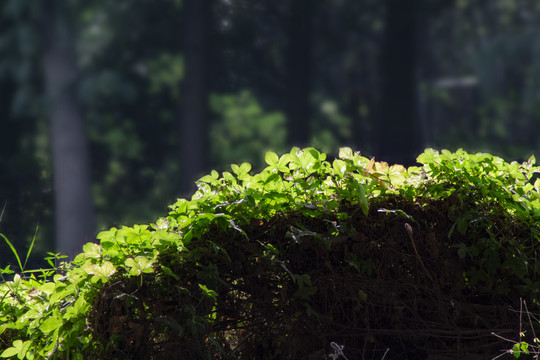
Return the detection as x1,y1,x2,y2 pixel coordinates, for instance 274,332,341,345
413,149,540,297
1,147,540,359
492,299,540,359
0,226,39,276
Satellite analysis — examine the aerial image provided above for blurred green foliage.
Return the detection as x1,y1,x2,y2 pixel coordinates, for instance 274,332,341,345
209,90,287,170
1,0,540,265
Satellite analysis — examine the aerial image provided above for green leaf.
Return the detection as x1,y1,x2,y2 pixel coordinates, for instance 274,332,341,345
277,154,292,172
295,149,316,171
199,284,218,301
359,185,369,216
82,243,101,259
0,340,31,359
338,147,353,159
292,274,318,300
161,265,180,281
239,162,251,174
454,243,468,259
416,148,436,164
0,265,14,275
96,228,118,244
231,162,251,176
0,347,18,358
125,257,154,276
82,261,116,282
265,152,279,167
512,342,523,358
40,317,63,334
198,172,220,184
520,341,529,354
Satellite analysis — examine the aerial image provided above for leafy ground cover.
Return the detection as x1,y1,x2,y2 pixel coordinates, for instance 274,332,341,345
1,148,540,359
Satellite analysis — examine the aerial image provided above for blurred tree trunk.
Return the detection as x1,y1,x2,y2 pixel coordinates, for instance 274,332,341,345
347,43,375,153
0,76,22,252
285,0,313,148
42,1,95,258
0,2,19,249
0,9,17,244
179,0,213,195
377,0,422,166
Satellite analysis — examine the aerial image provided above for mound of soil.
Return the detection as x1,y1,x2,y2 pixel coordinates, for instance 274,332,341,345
89,196,527,360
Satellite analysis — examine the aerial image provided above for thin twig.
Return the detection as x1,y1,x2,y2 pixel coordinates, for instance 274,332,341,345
404,223,434,282
491,299,540,360
524,299,538,341
329,342,350,360
520,298,523,341
490,331,518,344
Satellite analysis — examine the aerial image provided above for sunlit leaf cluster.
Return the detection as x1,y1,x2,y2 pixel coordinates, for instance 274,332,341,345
1,147,540,358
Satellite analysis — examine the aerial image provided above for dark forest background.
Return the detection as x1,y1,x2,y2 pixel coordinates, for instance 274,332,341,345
1,0,540,267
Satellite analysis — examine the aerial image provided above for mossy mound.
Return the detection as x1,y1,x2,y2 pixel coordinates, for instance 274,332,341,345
2,148,540,360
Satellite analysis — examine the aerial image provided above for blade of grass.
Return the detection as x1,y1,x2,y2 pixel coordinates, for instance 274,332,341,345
0,289,10,305
0,233,23,273
23,224,39,271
